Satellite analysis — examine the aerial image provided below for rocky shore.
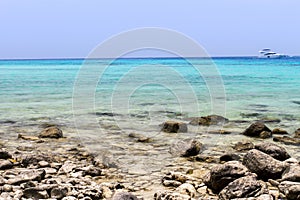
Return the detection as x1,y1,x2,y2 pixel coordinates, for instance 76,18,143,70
1,115,300,199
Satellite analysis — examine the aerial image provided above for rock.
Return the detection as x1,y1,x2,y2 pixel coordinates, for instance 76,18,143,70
208,129,231,134
38,161,50,167
294,128,300,138
23,188,49,199
112,191,139,200
177,183,196,197
195,155,218,163
278,181,300,200
50,187,68,199
18,134,41,141
0,160,13,170
169,139,202,157
0,149,12,159
255,142,290,161
233,141,255,151
204,161,249,193
8,169,46,185
22,154,52,167
39,126,63,138
62,197,77,200
82,166,102,177
2,184,12,192
162,171,188,188
281,164,300,182
128,133,152,143
219,153,241,162
154,191,191,200
219,175,266,200
242,149,287,180
189,115,229,126
273,136,300,146
259,131,272,139
161,121,187,133
242,121,271,138
272,128,288,135
58,161,77,174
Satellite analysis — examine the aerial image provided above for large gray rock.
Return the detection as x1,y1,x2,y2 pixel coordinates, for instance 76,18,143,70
39,126,63,138
242,121,271,138
169,139,202,157
243,149,287,180
281,164,300,182
204,161,249,193
112,191,139,200
189,115,229,126
278,181,300,200
255,142,290,161
161,121,187,133
219,175,266,200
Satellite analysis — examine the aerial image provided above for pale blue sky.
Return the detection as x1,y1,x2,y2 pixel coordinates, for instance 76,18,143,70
0,0,299,59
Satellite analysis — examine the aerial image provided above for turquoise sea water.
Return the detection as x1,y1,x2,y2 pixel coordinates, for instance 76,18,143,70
1,57,300,126
2,57,300,175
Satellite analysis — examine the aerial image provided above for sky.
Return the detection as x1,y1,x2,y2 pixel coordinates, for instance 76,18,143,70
0,0,299,59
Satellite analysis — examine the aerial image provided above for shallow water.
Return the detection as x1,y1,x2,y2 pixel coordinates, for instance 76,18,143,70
1,57,300,176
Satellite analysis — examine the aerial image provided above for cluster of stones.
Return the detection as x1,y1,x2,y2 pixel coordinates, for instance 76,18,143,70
0,126,141,200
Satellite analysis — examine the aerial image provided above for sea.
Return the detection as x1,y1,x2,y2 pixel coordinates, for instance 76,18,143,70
1,57,300,174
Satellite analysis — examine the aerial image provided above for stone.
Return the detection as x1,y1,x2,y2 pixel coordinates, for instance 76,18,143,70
162,172,188,185
0,149,12,159
281,164,300,182
176,183,196,197
154,191,191,200
23,188,49,199
294,128,300,138
18,134,41,141
233,141,255,151
39,126,63,138
204,161,249,193
242,121,271,138
272,128,288,135
58,161,77,174
82,166,102,177
259,131,272,139
38,161,50,167
112,191,139,200
50,187,68,199
242,149,287,180
273,136,300,145
62,197,77,200
219,153,241,162
0,160,13,170
242,121,271,137
255,142,290,161
189,115,229,126
8,169,46,185
219,175,266,200
169,139,202,157
161,121,187,133
278,181,300,200
22,154,52,167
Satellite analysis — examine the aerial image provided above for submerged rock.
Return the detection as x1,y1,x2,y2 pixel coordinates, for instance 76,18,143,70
272,128,288,135
242,121,271,138
294,128,300,138
273,136,300,146
204,161,249,193
189,115,228,126
161,121,187,133
242,149,287,180
219,175,266,200
255,142,290,161
0,149,12,159
169,139,202,157
39,126,63,139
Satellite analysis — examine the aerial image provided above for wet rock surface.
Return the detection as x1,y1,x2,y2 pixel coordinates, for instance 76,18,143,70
242,121,272,138
161,121,187,133
189,115,229,126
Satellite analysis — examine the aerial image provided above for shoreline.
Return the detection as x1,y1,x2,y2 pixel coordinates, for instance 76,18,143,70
1,116,300,199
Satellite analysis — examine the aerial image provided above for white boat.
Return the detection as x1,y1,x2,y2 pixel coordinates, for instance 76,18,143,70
258,49,289,58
